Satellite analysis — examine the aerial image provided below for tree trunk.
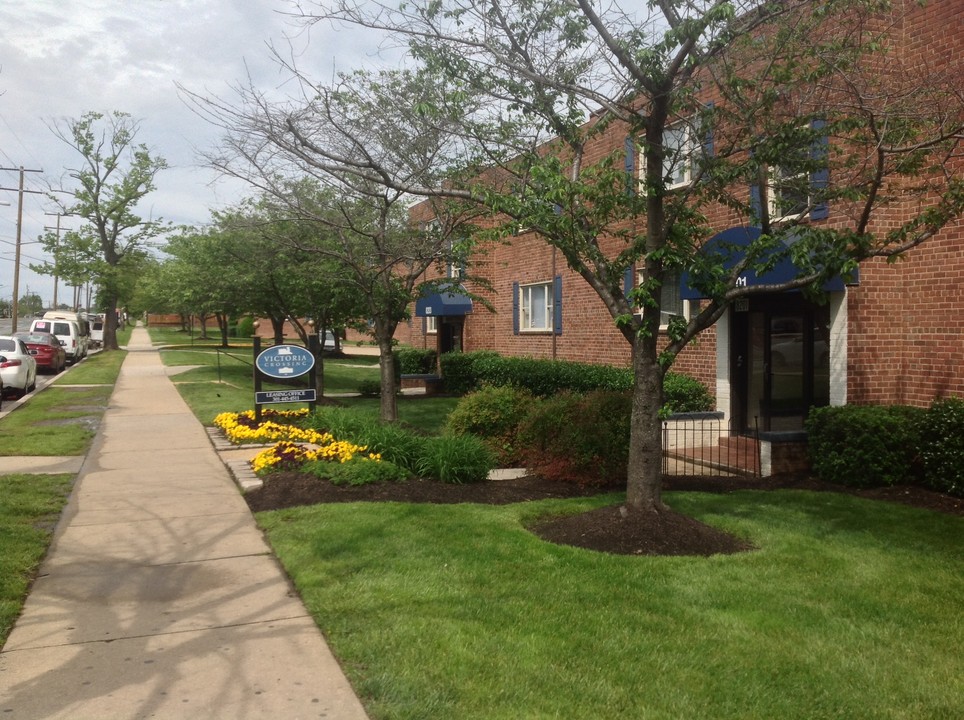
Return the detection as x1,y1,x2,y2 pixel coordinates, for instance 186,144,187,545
624,339,667,513
376,334,398,423
271,316,286,345
216,312,229,347
103,295,120,351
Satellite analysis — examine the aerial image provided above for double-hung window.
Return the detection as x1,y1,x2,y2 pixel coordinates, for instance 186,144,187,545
635,115,709,192
633,269,692,330
519,281,553,332
425,316,438,334
663,121,700,189
768,145,811,222
752,119,829,223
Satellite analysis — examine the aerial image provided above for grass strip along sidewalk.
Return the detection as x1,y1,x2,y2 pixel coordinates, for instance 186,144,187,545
0,333,130,646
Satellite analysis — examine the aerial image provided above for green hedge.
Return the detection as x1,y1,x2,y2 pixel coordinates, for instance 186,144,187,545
806,400,964,496
397,347,437,375
438,350,714,414
919,398,964,497
806,405,924,488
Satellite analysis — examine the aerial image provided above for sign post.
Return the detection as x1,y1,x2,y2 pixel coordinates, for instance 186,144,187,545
252,340,317,422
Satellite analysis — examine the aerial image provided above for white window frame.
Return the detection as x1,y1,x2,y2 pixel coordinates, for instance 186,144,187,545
639,118,703,192
519,281,554,332
766,123,819,223
767,162,810,223
636,270,692,331
426,316,438,334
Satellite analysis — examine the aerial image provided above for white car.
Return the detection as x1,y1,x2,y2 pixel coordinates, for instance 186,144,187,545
0,335,38,399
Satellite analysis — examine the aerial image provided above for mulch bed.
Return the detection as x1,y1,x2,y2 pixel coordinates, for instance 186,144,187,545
243,471,962,556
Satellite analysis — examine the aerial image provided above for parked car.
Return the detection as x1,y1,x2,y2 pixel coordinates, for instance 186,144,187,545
29,318,87,364
0,335,38,399
13,331,67,373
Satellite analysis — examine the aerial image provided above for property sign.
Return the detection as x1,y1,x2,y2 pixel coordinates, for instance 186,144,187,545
255,344,315,379
255,389,317,405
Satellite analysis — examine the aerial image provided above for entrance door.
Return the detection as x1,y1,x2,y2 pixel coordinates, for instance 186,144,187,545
732,295,830,433
438,318,463,356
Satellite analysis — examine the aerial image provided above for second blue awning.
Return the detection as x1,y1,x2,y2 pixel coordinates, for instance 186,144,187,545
414,284,473,317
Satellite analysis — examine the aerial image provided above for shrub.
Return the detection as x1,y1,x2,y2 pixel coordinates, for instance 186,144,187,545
445,385,537,465
919,397,964,497
518,390,632,486
235,316,256,338
357,379,382,397
415,435,496,484
397,347,437,375
439,351,499,395
663,372,715,414
805,405,924,488
306,456,410,486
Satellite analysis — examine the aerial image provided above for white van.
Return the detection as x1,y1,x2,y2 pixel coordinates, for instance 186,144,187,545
30,317,87,364
90,315,105,348
42,311,90,359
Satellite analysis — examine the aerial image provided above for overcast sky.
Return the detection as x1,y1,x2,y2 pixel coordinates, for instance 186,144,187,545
0,0,391,308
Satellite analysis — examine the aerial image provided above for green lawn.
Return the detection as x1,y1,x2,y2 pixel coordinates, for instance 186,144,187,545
0,346,125,456
149,327,455,432
258,490,963,720
0,473,74,646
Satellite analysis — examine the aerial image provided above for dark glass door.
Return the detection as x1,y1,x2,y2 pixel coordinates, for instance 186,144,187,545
733,296,830,433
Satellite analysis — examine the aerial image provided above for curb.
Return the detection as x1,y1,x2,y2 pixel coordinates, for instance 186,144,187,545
205,427,265,492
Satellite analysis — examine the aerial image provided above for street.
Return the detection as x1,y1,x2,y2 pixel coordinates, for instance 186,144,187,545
0,316,92,415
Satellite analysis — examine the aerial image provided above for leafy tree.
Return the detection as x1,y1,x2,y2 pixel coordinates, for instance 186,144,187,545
198,0,964,513
185,66,484,421
42,111,168,350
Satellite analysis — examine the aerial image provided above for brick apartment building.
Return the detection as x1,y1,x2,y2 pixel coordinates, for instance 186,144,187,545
397,0,963,436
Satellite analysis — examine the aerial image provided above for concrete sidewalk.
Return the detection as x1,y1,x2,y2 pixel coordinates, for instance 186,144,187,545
0,326,370,719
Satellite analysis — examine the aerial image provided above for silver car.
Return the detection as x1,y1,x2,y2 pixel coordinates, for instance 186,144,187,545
0,335,38,399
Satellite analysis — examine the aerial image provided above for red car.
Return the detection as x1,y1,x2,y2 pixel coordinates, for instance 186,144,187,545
13,331,67,374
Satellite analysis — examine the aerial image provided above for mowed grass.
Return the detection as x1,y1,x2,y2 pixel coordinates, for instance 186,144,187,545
257,490,963,720
0,381,115,456
0,473,74,646
149,327,454,433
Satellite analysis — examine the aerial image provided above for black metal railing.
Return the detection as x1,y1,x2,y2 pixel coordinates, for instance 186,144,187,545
662,414,760,477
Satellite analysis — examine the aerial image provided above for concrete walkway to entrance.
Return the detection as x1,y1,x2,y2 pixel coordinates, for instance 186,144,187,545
0,326,370,719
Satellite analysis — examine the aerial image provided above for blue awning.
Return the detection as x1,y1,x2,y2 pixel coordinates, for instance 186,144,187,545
415,284,473,317
680,226,857,300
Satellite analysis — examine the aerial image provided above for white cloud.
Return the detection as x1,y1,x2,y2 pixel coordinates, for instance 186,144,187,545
0,0,394,307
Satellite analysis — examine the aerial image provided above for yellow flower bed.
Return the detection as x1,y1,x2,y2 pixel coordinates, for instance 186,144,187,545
213,410,381,475
213,409,318,444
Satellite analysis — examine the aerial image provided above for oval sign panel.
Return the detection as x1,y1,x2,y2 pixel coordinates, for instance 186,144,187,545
256,344,315,379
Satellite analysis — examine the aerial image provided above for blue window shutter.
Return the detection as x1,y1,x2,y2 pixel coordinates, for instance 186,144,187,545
553,276,563,335
750,184,762,224
422,317,427,334
703,101,715,158
810,119,829,220
512,282,520,335
625,135,635,195
624,266,635,294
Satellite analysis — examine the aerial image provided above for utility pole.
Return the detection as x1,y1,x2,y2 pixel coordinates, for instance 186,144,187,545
1,166,44,332
44,211,72,310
